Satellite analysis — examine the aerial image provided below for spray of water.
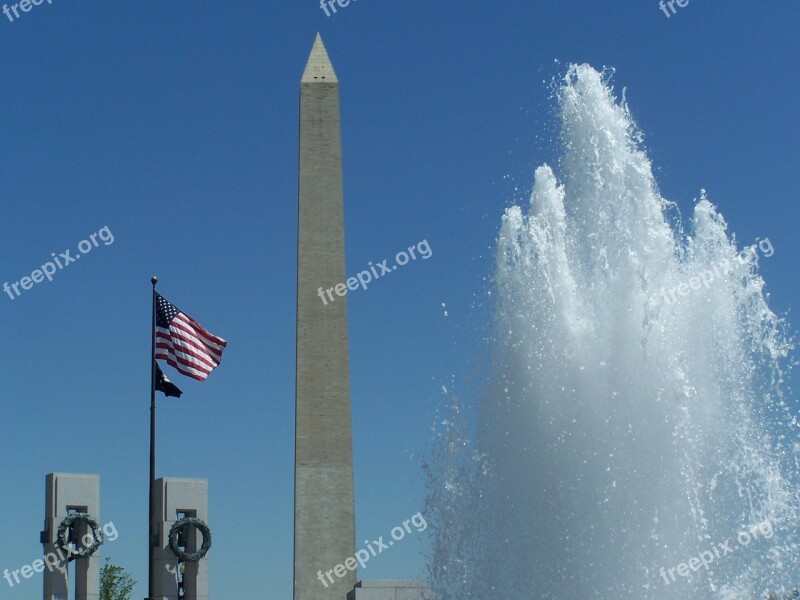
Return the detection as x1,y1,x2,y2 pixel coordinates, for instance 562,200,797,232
425,64,798,599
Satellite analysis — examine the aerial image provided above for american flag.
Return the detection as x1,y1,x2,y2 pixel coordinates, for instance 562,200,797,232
155,292,227,382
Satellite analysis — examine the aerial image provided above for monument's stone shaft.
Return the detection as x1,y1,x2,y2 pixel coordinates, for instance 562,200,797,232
294,34,357,600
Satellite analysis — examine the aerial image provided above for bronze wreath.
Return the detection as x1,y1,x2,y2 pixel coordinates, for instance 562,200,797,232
56,513,103,560
168,518,211,562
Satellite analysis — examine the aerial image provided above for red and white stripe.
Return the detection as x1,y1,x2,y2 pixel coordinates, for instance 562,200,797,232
156,312,227,381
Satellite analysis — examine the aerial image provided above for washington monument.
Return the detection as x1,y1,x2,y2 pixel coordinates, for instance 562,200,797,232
294,34,357,600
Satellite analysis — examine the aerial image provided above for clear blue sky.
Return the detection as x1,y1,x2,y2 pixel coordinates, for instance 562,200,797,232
1,1,798,598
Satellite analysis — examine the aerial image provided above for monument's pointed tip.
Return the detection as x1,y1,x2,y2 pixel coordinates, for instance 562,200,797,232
302,34,338,83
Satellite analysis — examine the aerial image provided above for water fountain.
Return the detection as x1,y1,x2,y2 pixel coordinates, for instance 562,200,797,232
426,64,798,599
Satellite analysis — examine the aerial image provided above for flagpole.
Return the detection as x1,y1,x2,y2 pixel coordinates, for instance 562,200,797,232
149,276,158,600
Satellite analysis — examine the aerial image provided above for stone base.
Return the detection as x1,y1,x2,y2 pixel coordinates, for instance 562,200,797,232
347,580,434,600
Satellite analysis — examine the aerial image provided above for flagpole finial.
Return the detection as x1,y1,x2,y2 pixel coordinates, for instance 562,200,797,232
151,276,158,286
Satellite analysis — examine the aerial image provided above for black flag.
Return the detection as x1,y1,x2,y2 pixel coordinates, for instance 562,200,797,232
154,362,183,398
